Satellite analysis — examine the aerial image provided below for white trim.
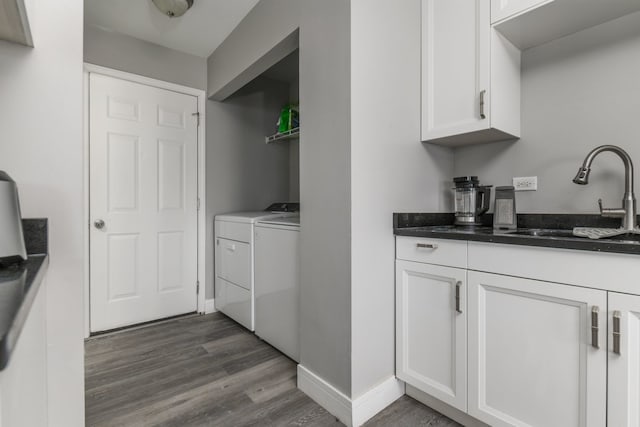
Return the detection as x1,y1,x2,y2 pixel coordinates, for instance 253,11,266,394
297,366,402,427
297,365,352,426
83,70,91,339
352,377,405,426
82,64,208,336
205,299,216,314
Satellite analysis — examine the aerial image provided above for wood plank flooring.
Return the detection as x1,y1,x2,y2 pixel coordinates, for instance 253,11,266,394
85,312,459,426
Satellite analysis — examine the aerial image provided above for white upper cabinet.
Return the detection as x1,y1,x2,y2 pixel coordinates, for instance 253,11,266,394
607,292,640,427
492,0,640,50
421,0,521,147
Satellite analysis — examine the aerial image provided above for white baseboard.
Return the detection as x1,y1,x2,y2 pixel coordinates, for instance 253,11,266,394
297,365,404,427
297,365,352,426
352,376,404,426
205,299,216,314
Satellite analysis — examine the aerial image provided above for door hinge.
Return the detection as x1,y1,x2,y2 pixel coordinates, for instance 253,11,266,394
192,112,200,126
196,281,200,295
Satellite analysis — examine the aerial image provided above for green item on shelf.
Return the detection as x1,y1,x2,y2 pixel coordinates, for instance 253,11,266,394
277,104,300,133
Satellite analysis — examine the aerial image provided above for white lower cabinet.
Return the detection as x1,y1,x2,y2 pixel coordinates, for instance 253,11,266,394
396,237,640,427
396,260,467,411
608,292,640,427
467,271,607,427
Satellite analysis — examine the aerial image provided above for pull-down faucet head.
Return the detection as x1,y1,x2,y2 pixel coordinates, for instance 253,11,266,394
573,167,591,185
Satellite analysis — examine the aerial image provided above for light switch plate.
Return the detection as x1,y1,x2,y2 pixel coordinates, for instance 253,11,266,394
513,176,538,191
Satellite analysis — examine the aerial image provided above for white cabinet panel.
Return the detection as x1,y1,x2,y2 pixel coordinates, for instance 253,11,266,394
396,260,467,411
396,236,467,268
468,271,607,427
608,292,640,427
421,0,520,146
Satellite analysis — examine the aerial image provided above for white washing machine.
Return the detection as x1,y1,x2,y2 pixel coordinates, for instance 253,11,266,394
214,204,298,331
254,216,300,362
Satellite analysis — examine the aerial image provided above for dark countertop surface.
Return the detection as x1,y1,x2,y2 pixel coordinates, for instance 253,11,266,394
0,218,48,371
0,255,48,370
394,213,640,255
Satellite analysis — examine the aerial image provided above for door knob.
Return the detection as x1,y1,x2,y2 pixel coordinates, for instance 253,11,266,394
94,219,105,229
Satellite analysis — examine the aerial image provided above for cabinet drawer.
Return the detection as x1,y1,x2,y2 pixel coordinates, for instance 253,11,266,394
396,236,467,268
215,220,251,242
216,238,250,290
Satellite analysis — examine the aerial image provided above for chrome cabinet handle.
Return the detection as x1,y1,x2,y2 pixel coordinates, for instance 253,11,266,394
591,306,599,349
455,281,462,314
416,243,438,250
94,219,105,230
480,90,487,119
613,310,622,355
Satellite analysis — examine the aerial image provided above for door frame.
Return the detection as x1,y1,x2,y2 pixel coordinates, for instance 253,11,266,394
83,63,207,337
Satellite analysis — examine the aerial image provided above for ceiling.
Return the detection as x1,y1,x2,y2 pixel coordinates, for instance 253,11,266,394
84,0,260,58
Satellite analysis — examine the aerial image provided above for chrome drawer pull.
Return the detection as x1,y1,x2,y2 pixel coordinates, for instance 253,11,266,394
455,281,462,314
591,306,599,349
613,310,621,355
416,243,438,250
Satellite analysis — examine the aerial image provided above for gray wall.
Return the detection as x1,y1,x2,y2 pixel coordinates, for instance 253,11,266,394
207,0,300,99
205,77,291,298
454,11,640,213
84,25,207,90
298,0,352,396
350,0,454,398
207,0,352,395
0,0,85,424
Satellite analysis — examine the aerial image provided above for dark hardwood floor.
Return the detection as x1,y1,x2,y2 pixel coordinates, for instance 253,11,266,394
85,312,459,426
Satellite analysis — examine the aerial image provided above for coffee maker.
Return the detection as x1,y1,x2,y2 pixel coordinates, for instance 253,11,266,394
453,176,492,226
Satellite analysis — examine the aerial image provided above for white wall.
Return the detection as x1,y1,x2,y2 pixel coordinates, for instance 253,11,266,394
84,25,207,90
454,11,640,214
0,0,85,425
206,77,291,299
350,0,454,399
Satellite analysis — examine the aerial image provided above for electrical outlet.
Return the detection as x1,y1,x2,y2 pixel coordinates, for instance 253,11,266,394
513,176,538,191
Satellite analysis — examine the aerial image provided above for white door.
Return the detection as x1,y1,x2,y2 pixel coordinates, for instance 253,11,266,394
468,271,607,427
396,260,467,412
421,0,490,141
89,73,198,332
608,292,640,427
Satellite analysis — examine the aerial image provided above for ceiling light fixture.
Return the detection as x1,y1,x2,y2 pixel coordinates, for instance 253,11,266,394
152,0,194,18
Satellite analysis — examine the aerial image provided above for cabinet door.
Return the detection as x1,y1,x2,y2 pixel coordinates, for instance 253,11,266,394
491,0,552,23
396,260,467,411
421,0,490,142
468,271,606,427
608,292,640,427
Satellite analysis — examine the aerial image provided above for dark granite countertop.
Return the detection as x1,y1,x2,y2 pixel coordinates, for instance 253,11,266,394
0,218,48,370
394,213,640,255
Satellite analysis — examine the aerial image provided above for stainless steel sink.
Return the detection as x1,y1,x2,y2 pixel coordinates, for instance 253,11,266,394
511,229,577,238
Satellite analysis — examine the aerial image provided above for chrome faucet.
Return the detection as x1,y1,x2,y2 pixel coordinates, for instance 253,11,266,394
573,145,637,231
